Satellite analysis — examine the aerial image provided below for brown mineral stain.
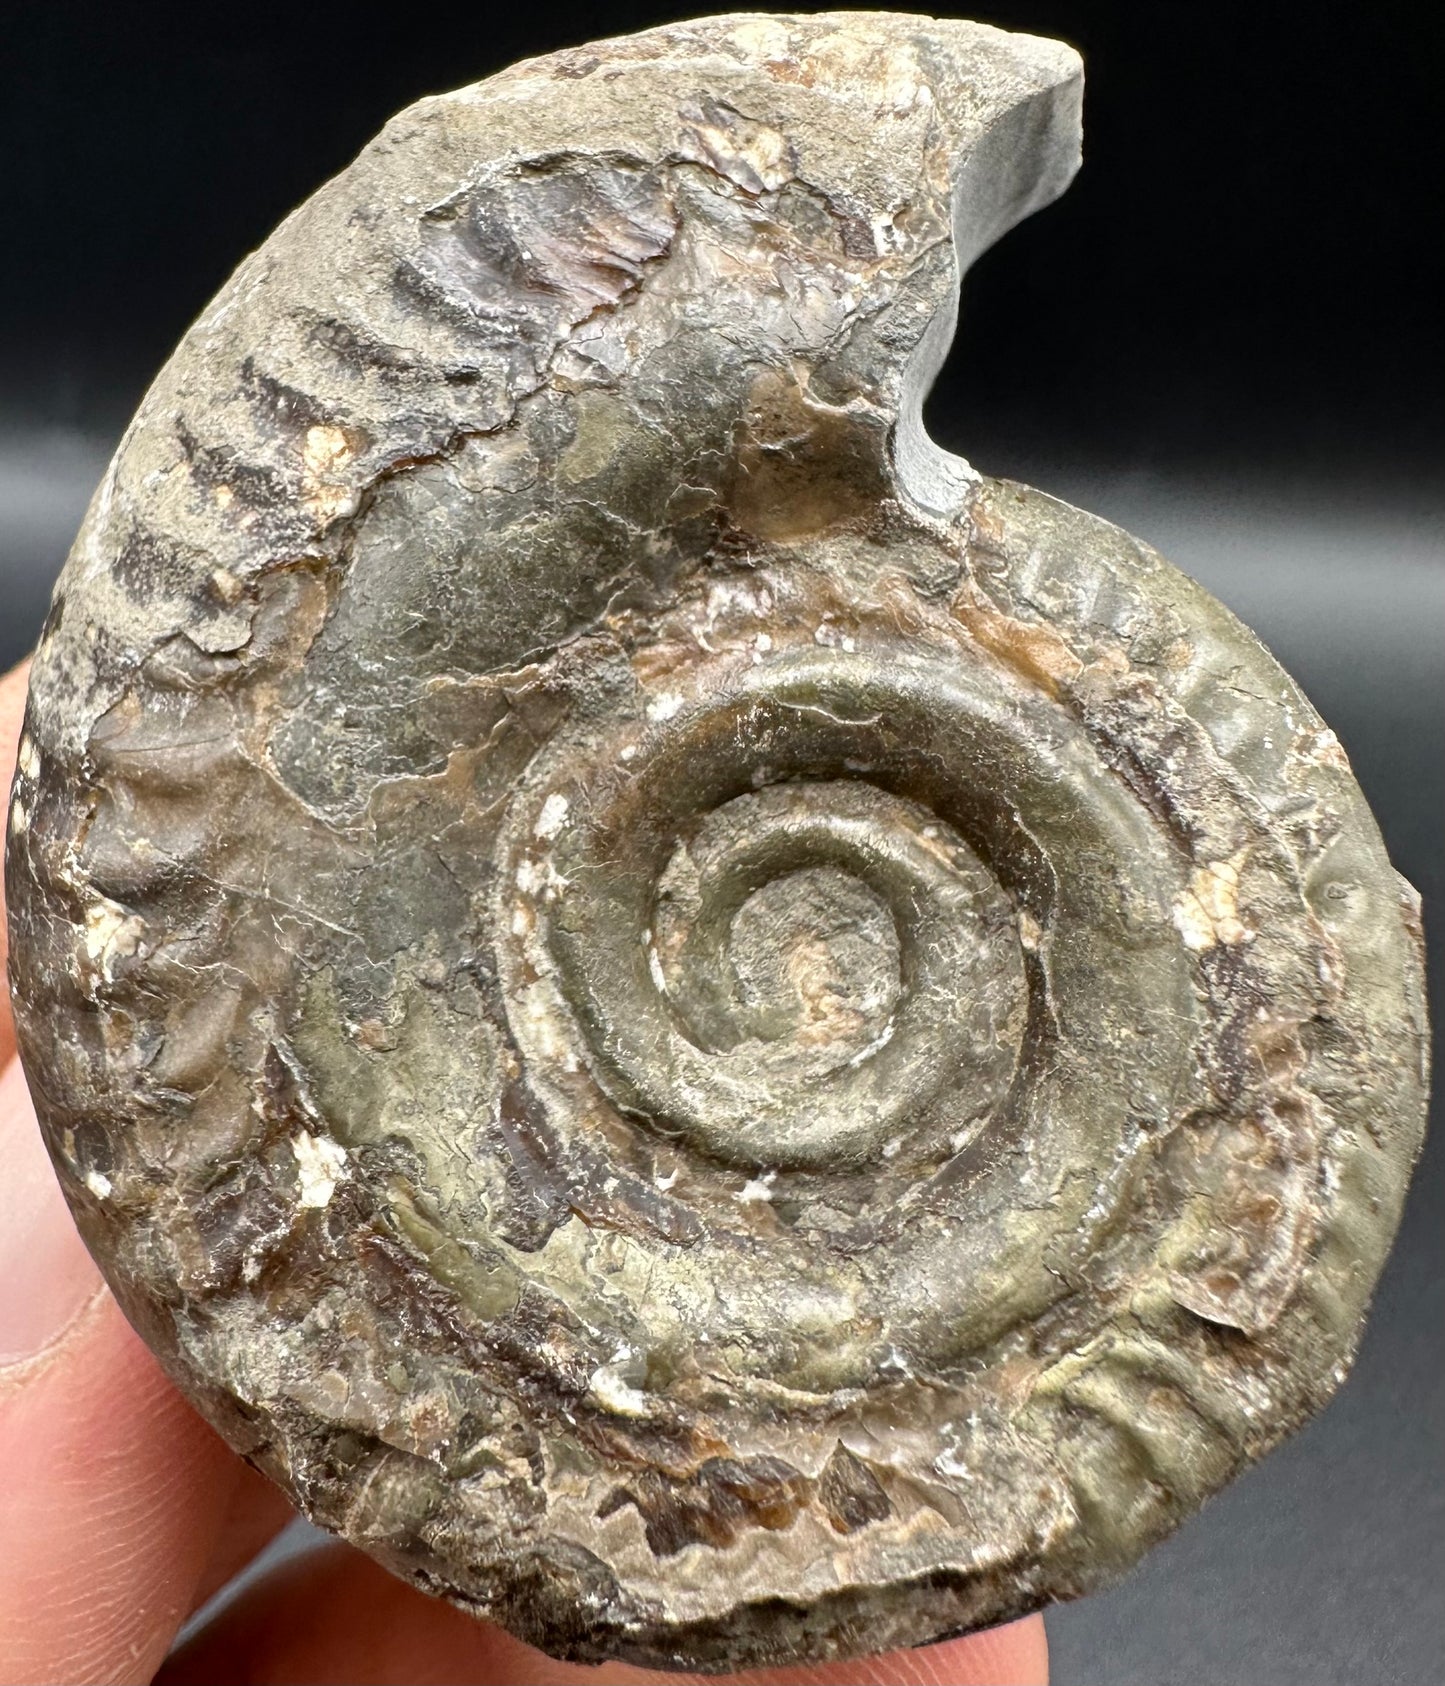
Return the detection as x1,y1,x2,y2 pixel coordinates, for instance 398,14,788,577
558,391,633,484
951,583,1084,697
730,369,886,541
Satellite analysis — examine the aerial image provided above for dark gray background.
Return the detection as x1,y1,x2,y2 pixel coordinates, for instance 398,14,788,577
2,3,1440,1681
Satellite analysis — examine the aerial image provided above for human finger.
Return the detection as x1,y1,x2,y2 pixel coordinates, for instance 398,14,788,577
160,1535,1047,1686
0,1049,243,1683
185,1461,296,1619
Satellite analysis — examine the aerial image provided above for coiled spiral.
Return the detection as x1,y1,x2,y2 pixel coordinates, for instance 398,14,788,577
5,13,1427,1672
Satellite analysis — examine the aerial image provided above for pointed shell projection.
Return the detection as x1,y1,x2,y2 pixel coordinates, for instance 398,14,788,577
4,12,1428,1671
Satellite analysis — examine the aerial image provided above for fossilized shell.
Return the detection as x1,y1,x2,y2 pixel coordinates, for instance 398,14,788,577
4,12,1429,1672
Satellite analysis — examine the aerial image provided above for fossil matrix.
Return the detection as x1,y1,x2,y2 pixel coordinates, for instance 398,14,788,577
5,12,1428,1672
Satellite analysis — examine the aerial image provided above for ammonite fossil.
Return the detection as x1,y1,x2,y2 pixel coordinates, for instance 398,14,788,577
4,12,1429,1672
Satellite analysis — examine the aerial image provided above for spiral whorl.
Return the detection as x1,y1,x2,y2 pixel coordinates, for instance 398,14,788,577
5,12,1426,1672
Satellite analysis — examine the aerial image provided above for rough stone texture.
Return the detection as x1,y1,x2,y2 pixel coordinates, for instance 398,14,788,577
3,12,1429,1672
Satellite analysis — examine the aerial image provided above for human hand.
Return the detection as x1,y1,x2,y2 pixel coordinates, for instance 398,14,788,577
0,659,1047,1685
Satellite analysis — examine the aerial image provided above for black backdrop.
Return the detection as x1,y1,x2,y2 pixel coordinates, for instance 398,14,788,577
3,2,1441,474
2,4,1441,1682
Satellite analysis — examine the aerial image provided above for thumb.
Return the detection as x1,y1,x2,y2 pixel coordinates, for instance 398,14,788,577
162,1534,1048,1685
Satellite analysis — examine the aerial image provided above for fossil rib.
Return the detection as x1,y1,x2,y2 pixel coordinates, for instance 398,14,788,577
4,12,1428,1671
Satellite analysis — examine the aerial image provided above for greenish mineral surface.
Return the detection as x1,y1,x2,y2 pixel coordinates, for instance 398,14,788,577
4,12,1428,1671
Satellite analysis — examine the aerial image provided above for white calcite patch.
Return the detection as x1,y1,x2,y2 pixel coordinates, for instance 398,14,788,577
736,1172,777,1203
291,1131,348,1209
646,691,684,723
83,899,146,980
1173,855,1251,951
534,792,570,840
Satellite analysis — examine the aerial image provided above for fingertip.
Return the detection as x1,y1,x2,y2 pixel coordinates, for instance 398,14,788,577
900,1614,1049,1686
0,1281,241,1683
187,1461,297,1618
165,1536,1047,1686
602,1609,1049,1685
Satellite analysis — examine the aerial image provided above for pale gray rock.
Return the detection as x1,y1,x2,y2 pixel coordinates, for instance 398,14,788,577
4,12,1428,1671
